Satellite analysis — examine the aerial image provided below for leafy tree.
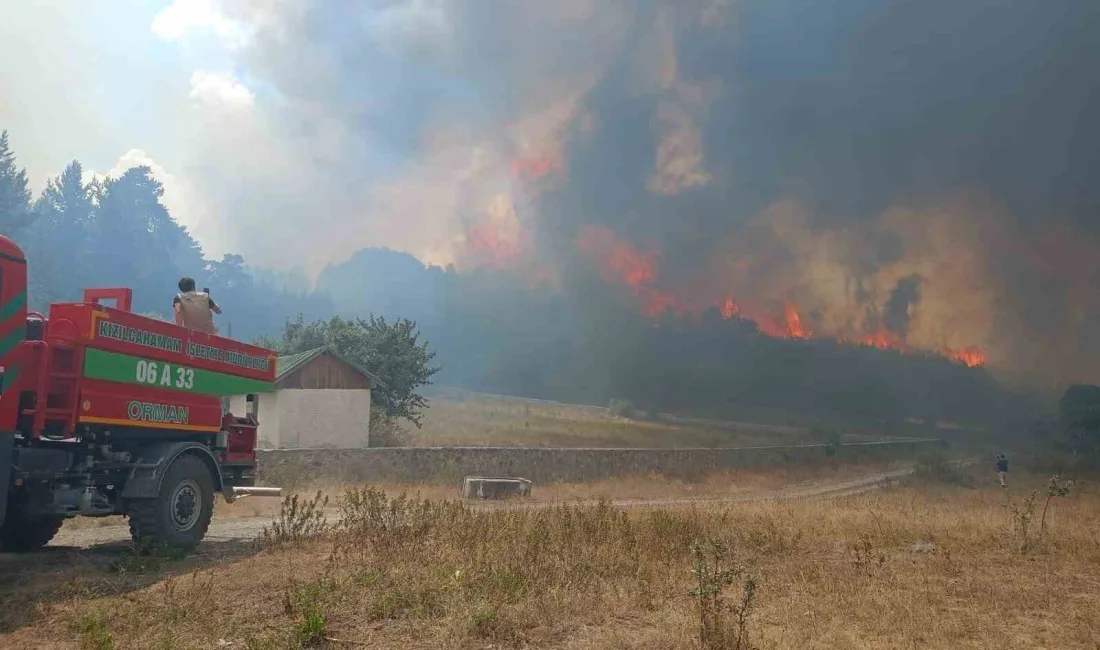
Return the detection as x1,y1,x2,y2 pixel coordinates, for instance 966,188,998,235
271,314,441,428
0,130,33,233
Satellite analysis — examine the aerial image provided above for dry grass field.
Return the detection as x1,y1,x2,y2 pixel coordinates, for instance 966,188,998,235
407,390,890,448
55,457,914,532
229,455,914,516
2,464,1097,649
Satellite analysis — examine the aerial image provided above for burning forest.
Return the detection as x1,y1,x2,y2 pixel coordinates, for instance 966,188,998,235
150,0,1100,425
420,0,1098,396
572,220,987,368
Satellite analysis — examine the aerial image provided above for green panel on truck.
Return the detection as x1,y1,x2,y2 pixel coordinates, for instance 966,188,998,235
83,348,274,397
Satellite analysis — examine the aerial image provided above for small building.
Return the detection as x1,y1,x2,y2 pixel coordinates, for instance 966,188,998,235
229,346,380,449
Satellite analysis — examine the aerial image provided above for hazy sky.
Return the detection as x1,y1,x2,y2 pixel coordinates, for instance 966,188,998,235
2,1,615,277
0,0,458,274
2,1,1097,290
2,1,1098,384
1,2,223,253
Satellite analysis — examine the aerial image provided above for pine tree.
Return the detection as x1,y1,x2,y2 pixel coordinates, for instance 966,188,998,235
24,160,96,305
0,130,33,233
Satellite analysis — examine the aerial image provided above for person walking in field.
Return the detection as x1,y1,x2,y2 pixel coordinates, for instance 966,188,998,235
996,453,1008,487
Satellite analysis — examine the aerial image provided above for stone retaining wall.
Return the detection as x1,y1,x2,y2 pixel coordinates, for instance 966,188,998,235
256,439,943,485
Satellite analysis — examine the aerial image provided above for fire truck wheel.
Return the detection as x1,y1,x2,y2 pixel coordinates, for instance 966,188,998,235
0,508,65,552
128,454,215,553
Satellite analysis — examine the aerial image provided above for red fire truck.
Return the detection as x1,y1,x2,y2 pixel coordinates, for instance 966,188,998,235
0,234,279,553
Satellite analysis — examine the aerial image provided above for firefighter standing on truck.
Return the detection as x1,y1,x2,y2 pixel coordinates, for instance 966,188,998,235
173,277,221,334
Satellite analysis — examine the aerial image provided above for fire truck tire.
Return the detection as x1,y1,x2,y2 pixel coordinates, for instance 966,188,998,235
0,509,65,552
128,454,215,552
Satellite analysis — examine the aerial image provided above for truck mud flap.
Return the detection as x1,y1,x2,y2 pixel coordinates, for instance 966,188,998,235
0,431,14,528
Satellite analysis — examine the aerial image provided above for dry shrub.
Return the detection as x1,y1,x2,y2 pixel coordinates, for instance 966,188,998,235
691,539,759,649
1003,474,1075,554
260,491,330,548
336,486,465,551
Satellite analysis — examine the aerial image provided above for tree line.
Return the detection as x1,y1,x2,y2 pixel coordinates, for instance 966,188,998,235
1,132,333,336
1,130,438,437
0,128,1057,444
315,248,1051,436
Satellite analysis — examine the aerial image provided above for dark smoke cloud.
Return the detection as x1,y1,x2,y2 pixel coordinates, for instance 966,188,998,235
544,0,1100,239
208,0,1099,386
883,275,922,337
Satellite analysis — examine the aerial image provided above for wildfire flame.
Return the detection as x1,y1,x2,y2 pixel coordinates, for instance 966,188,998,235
720,294,739,319
575,225,693,318
572,224,987,368
784,302,811,339
466,221,522,270
944,346,987,368
858,328,909,352
743,301,812,339
714,293,984,366
575,225,658,288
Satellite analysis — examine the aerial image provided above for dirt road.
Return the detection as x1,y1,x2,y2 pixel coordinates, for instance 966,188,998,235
44,464,923,550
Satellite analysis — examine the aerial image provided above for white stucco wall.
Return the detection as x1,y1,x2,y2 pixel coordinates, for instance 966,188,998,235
233,389,372,449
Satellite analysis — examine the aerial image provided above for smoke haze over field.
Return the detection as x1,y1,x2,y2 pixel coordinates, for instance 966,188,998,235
2,0,1099,390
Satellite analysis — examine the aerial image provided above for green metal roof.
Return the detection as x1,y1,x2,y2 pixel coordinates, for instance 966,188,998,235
275,346,383,388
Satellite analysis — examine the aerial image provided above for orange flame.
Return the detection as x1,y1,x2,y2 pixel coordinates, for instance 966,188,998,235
574,225,689,317
716,293,985,366
784,302,811,339
753,315,789,338
858,328,909,352
944,346,987,368
465,221,522,270
575,225,658,288
720,294,739,319
748,301,812,339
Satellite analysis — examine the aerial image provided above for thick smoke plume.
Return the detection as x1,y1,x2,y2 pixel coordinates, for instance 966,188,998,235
194,0,1099,389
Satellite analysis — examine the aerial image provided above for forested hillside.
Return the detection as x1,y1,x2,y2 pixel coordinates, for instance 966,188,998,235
1,129,1041,432
316,248,1039,431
